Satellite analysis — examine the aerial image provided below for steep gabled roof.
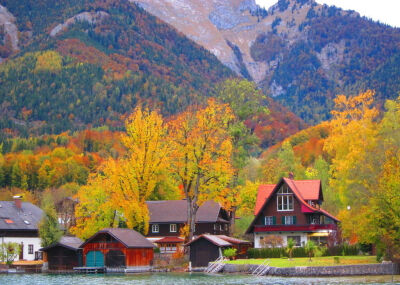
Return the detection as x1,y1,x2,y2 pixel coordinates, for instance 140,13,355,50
146,200,223,223
254,179,322,216
254,184,275,215
40,236,83,251
81,228,156,248
0,201,43,231
246,177,339,234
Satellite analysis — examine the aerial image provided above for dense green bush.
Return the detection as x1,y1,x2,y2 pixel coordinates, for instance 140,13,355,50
248,244,360,259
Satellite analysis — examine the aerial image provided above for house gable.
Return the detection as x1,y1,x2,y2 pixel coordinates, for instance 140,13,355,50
246,178,339,234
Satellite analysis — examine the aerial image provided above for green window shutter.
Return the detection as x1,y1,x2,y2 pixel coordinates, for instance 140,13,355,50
293,216,297,225
281,216,285,225
273,216,276,225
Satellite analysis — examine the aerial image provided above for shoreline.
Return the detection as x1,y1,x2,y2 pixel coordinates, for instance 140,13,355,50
221,263,400,277
1,262,399,277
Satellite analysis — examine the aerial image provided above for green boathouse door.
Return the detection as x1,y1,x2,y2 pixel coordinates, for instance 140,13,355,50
86,251,104,267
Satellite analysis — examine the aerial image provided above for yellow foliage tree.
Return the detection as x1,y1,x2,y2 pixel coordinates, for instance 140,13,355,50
34,51,62,73
72,107,170,237
324,90,379,209
168,99,234,240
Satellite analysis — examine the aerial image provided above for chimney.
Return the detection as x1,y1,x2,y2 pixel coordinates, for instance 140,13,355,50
288,172,294,180
13,195,22,209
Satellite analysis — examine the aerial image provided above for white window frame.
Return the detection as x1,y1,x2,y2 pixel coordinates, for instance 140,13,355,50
264,216,274,225
277,186,294,211
28,244,34,254
170,224,177,233
152,224,159,233
285,216,294,225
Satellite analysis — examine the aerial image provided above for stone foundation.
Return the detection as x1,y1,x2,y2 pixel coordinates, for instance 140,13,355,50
223,263,400,276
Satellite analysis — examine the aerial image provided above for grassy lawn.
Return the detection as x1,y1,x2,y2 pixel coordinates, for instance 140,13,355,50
225,256,377,267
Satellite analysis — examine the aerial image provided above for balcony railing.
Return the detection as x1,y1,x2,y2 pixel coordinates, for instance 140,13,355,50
254,224,337,232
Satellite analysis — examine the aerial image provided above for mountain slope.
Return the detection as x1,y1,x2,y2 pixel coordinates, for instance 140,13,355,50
0,0,305,147
136,0,400,123
0,0,235,134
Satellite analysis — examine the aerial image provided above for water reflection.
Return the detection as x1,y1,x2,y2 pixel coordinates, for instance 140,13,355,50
0,273,398,285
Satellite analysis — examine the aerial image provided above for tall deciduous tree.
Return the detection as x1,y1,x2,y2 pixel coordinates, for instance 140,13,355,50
168,99,234,240
324,90,379,209
72,107,169,238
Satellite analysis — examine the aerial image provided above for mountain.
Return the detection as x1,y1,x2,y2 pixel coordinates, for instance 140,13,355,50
0,0,234,135
0,0,305,147
136,0,400,124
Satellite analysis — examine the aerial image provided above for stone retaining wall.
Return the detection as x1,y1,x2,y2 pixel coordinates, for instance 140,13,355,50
222,263,400,276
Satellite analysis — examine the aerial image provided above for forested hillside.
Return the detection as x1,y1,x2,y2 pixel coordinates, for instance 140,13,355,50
0,0,233,135
0,0,305,146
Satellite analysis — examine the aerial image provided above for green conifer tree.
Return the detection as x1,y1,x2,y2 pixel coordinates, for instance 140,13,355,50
39,194,63,247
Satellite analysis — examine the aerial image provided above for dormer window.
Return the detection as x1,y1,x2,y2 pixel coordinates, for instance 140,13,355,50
277,186,294,211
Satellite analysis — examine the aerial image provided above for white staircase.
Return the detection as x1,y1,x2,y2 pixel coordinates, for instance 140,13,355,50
251,259,270,276
204,256,226,273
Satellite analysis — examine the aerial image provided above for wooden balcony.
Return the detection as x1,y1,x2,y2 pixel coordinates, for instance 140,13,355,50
253,224,337,233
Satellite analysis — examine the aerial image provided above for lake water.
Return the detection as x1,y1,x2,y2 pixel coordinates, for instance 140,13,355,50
0,273,399,285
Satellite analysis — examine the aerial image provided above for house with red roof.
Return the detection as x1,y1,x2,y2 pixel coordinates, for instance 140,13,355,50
246,175,339,248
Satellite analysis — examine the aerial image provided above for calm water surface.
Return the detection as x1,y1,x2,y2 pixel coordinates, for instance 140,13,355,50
0,273,399,285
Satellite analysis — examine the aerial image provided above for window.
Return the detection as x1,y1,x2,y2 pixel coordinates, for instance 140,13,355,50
264,216,275,225
214,224,217,231
28,244,34,254
170,224,177,233
282,216,296,225
152,224,159,233
277,186,294,211
287,236,301,246
219,224,223,231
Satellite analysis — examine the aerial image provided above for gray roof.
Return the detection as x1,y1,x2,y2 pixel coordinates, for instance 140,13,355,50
146,200,222,223
186,234,250,247
40,236,83,251
82,228,156,248
0,201,43,231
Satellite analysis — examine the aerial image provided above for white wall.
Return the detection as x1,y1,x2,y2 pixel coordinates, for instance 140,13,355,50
1,237,42,261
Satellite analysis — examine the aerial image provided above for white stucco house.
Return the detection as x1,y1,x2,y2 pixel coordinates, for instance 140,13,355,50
0,196,43,261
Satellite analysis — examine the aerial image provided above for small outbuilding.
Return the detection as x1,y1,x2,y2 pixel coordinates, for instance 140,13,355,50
80,228,156,271
185,234,251,267
40,236,83,271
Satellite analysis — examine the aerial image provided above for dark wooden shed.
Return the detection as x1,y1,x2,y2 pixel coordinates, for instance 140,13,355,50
81,228,156,270
185,234,251,267
40,236,83,271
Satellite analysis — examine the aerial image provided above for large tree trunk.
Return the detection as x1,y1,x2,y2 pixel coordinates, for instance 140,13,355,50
187,173,200,241
229,206,236,236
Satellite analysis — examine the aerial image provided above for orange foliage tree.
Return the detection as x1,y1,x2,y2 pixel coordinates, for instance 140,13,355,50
168,99,234,240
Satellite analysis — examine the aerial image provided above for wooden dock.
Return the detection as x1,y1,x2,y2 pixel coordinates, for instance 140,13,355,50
73,267,106,273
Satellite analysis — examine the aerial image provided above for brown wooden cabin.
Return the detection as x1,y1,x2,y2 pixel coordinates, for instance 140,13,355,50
80,228,156,269
185,234,251,267
146,200,231,248
40,236,83,271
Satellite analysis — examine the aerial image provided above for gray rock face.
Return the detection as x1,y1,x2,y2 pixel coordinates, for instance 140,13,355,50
0,4,19,51
50,11,109,37
238,0,258,13
209,4,250,30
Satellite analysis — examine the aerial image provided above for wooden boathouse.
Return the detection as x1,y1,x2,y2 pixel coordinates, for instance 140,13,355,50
78,228,156,272
186,234,251,267
40,236,83,271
